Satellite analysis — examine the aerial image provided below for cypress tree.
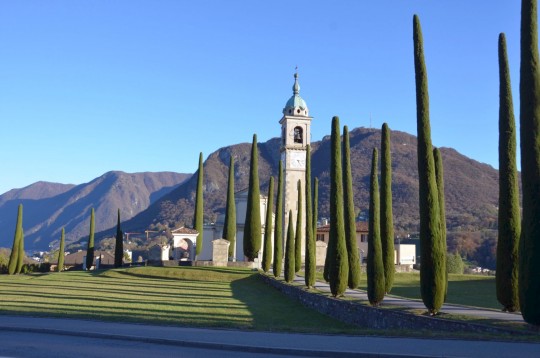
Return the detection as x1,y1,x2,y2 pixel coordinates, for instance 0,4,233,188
17,230,25,274
193,152,204,258
86,208,95,270
313,177,319,238
381,123,395,293
305,145,316,288
343,126,360,289
273,160,284,277
223,156,237,259
284,211,295,283
413,14,445,314
434,148,448,300
497,33,520,312
57,228,65,272
294,180,303,272
244,134,262,261
368,148,385,306
8,204,23,275
262,177,274,272
114,209,123,268
518,0,540,324
328,116,349,297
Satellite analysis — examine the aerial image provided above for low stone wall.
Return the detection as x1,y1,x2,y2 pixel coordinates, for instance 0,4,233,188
260,274,529,336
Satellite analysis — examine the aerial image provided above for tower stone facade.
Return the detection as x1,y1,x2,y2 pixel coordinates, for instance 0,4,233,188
279,72,312,262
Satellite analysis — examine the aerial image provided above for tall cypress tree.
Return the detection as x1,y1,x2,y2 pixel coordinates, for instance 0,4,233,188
85,208,95,271
381,123,395,293
262,177,274,272
114,209,123,268
17,229,25,274
368,148,385,306
313,177,319,238
244,134,262,261
57,228,65,273
284,211,295,283
518,0,540,324
294,180,303,272
223,156,237,259
343,126,360,289
434,148,448,300
328,116,349,297
305,145,316,288
273,160,284,277
193,152,204,258
413,14,444,315
497,33,520,313
8,204,23,275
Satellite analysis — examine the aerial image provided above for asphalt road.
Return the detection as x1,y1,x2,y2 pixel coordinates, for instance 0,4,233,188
0,315,538,358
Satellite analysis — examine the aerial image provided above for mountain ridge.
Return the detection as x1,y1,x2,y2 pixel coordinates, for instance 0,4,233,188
0,171,190,251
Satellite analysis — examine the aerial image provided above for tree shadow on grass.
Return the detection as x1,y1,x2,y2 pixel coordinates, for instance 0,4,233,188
230,275,354,333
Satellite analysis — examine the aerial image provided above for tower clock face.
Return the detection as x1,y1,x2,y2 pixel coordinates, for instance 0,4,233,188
290,151,306,169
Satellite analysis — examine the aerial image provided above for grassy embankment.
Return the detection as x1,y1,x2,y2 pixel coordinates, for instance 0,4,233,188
0,266,356,333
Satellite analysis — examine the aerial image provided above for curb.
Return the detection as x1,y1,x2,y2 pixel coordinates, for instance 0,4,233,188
0,325,441,358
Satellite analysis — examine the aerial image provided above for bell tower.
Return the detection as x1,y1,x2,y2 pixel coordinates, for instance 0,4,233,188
279,71,313,262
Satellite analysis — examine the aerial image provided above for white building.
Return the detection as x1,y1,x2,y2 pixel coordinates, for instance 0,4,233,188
202,188,273,262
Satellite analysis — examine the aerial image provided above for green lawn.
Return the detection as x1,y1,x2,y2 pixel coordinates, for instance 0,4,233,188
0,267,355,333
315,272,499,310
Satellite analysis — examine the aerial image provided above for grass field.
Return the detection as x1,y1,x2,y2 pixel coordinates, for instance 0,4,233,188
0,267,355,333
315,272,499,310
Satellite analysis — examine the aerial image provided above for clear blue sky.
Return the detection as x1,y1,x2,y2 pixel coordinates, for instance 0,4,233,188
0,1,522,195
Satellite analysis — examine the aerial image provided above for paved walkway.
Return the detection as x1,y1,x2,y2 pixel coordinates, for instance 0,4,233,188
0,315,538,357
292,276,524,323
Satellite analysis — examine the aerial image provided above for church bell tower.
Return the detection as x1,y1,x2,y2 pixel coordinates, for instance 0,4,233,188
279,71,313,262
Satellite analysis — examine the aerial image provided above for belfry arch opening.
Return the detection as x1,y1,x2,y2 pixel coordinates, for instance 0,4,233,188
294,126,303,144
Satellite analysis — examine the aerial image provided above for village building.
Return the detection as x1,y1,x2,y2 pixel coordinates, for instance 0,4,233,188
52,250,115,271
316,223,416,268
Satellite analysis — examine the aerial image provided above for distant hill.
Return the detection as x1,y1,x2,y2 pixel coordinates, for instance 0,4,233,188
0,171,190,251
115,127,499,261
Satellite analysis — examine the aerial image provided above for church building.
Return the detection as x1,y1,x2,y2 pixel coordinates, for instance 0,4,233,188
280,72,312,263
200,71,312,263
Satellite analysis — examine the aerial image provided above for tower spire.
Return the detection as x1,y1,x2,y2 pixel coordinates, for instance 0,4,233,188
293,67,300,95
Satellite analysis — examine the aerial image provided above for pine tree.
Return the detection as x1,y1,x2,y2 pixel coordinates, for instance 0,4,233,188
343,126,360,289
518,0,540,324
223,156,237,259
262,177,274,272
497,33,520,313
294,180,303,273
244,134,262,261
284,211,295,283
114,209,123,268
273,160,284,277
434,148,448,300
8,204,23,275
368,148,385,306
328,116,349,297
413,14,445,314
57,228,65,273
86,208,95,270
381,123,395,293
305,145,316,288
193,152,204,258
